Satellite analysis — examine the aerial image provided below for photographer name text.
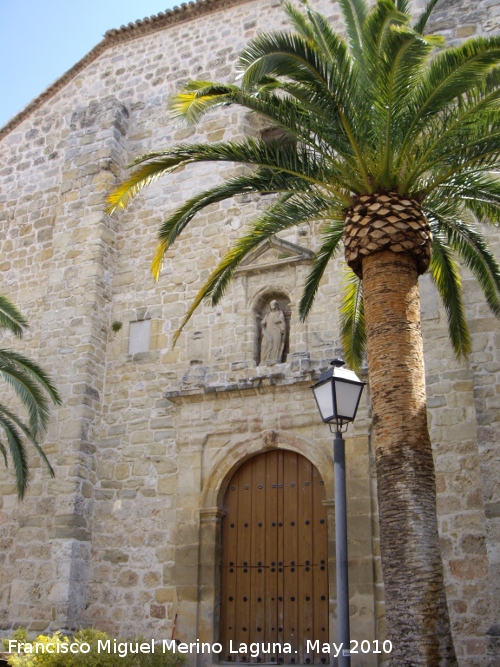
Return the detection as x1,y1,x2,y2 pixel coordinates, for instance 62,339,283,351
8,638,392,658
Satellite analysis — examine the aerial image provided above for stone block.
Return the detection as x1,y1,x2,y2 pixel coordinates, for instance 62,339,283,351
117,570,139,587
150,604,166,619
103,550,129,564
449,557,488,580
155,588,175,603
158,476,178,495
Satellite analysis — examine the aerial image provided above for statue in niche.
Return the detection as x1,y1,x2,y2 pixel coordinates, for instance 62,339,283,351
260,300,287,364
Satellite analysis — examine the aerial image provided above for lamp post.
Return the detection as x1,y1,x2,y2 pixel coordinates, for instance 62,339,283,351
311,359,365,667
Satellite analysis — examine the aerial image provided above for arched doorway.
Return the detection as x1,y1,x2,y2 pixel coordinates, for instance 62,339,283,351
220,450,329,664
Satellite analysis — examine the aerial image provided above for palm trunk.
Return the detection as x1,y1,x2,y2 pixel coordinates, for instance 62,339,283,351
362,250,457,665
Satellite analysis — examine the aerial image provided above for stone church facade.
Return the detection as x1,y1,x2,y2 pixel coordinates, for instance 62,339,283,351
0,1,499,665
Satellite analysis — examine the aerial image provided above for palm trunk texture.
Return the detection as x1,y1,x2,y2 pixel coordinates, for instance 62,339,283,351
362,250,457,665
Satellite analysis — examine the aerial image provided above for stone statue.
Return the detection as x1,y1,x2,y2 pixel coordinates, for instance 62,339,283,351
260,300,286,363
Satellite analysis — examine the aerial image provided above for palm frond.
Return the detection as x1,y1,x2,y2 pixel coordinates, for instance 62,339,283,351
0,437,7,466
399,36,500,156
340,269,366,372
0,413,29,498
207,192,340,308
0,295,28,337
372,25,434,185
151,170,318,279
0,349,61,436
235,28,371,182
420,131,500,194
463,195,500,226
238,30,334,89
1,349,61,405
107,159,187,213
396,0,411,14
432,172,500,226
169,81,234,125
426,202,500,316
0,295,59,498
337,0,368,63
429,234,471,359
299,219,345,320
362,0,408,71
412,0,441,35
446,220,500,316
401,72,500,187
283,2,315,42
0,401,54,478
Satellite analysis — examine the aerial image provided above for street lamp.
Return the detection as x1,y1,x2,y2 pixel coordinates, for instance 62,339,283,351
311,359,365,667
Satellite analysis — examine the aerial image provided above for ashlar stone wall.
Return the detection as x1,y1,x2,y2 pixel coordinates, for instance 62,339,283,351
0,1,499,665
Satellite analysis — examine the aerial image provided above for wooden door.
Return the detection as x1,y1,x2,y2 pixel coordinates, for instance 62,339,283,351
220,450,329,664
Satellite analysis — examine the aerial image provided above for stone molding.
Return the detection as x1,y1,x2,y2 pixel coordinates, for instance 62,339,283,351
201,429,335,510
234,237,314,275
165,357,330,399
0,0,253,141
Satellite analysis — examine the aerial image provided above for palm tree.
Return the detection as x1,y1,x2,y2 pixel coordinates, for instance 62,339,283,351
0,295,61,498
108,0,500,662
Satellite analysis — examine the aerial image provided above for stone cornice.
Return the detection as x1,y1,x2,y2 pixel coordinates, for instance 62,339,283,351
234,237,314,276
165,360,324,401
0,0,253,141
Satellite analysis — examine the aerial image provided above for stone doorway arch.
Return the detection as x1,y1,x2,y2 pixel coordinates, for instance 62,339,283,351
196,432,336,667
219,449,329,664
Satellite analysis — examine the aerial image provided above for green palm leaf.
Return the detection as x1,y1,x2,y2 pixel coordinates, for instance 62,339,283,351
299,219,345,320
429,233,471,358
0,295,60,497
412,0,442,36
399,36,500,159
0,401,55,498
340,269,366,372
0,294,28,337
426,200,500,316
0,413,29,498
0,349,60,435
336,0,368,63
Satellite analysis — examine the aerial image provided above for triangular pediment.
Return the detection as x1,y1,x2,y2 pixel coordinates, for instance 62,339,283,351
234,237,314,275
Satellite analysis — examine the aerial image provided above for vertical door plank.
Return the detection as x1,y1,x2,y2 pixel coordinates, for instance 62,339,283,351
298,455,314,664
221,470,239,659
283,452,299,660
312,465,329,664
251,455,267,659
236,460,253,660
265,450,279,659
277,450,285,664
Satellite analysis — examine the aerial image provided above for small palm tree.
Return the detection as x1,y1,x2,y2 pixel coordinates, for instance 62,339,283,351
0,295,61,498
109,0,500,662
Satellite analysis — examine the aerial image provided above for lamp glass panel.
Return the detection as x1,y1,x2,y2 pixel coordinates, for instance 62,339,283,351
313,381,334,421
335,380,363,420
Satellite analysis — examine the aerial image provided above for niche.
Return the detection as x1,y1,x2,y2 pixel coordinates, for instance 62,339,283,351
254,292,291,365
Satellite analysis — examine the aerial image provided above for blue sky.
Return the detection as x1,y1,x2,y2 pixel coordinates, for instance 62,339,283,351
0,1,180,128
